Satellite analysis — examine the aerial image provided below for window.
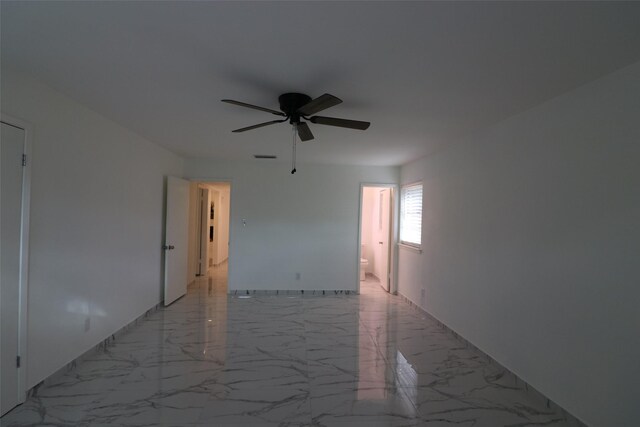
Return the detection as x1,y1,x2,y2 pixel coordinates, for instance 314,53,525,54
400,182,422,247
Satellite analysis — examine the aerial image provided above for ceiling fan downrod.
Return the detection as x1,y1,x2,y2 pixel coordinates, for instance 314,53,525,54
291,123,297,174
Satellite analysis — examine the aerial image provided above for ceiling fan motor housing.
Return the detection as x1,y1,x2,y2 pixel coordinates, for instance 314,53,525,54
278,93,311,123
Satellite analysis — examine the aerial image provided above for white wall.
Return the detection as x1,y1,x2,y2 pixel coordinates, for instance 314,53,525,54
398,61,640,427
1,69,184,388
184,159,399,291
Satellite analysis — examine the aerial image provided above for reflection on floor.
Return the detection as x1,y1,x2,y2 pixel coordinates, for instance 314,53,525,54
2,264,571,426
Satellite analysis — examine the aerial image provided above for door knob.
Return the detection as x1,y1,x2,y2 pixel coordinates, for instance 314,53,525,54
163,245,175,250
379,241,383,244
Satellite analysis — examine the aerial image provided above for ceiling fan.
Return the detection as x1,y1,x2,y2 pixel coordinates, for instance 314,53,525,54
221,93,370,142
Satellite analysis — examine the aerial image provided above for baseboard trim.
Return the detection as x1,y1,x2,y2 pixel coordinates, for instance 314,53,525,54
228,289,358,296
397,292,588,427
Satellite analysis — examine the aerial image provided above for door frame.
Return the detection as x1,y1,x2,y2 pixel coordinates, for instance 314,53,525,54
357,183,398,294
1,113,32,409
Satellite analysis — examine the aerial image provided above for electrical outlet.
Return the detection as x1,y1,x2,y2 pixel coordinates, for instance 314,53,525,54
295,273,301,280
84,317,91,332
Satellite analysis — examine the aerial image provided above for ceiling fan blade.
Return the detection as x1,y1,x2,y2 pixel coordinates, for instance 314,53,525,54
222,99,285,116
297,93,342,116
232,119,287,133
296,122,314,142
309,116,370,130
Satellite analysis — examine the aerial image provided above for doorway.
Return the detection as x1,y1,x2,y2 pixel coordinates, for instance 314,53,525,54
358,185,395,293
1,118,31,416
188,182,231,291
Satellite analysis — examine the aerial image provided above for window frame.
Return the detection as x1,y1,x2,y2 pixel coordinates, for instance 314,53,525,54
399,181,423,249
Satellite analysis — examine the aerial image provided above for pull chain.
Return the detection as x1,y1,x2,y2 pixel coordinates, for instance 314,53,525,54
291,124,297,174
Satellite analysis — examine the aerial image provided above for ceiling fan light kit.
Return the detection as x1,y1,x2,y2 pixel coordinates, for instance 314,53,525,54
222,92,370,173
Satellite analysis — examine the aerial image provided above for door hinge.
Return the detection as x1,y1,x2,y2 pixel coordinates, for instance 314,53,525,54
16,355,21,368
22,154,27,166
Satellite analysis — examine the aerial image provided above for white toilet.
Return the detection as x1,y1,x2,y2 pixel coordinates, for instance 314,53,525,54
360,244,369,281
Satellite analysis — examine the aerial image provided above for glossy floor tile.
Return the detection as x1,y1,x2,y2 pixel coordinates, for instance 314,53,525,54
1,267,571,426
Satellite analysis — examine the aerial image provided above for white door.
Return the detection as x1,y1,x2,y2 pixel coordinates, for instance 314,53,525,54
377,189,391,292
1,122,25,415
164,176,190,306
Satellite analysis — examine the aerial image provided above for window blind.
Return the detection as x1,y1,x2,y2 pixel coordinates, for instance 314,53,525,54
400,183,422,247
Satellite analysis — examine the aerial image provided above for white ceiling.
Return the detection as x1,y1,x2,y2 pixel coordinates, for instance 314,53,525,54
2,1,640,166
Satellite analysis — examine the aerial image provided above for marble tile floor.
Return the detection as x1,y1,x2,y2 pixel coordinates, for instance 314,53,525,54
2,268,572,427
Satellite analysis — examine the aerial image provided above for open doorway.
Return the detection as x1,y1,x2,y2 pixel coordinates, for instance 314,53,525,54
359,185,395,294
187,181,231,292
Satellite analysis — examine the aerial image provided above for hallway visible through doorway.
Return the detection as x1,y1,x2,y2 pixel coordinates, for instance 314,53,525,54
188,181,230,292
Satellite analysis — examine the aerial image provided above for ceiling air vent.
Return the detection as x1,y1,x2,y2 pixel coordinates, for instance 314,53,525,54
253,155,277,159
